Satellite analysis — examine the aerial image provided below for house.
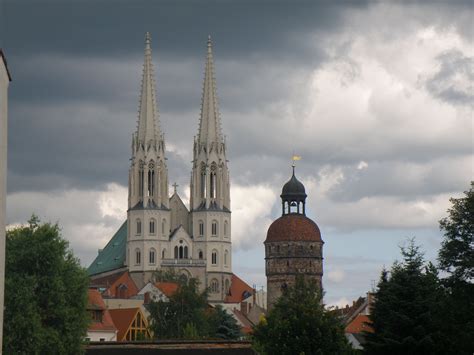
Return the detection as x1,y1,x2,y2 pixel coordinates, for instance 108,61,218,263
90,270,139,299
138,281,179,303
108,308,151,341
86,289,117,342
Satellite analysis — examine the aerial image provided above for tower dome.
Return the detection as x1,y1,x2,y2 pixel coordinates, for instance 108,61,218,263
281,169,306,199
264,165,324,310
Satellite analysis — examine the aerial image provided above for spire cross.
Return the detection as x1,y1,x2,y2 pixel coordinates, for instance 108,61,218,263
172,182,179,194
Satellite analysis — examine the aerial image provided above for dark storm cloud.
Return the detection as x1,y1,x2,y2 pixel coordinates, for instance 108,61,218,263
425,49,473,107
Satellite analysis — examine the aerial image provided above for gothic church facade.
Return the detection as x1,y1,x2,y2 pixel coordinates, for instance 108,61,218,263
89,33,232,303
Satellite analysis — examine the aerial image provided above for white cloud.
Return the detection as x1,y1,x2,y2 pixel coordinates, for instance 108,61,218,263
327,269,346,283
231,184,278,250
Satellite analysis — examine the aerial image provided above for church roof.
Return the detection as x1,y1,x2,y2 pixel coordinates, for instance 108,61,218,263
0,49,12,81
88,221,127,276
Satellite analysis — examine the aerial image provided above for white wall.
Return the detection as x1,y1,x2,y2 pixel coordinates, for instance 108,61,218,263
0,53,10,355
86,330,117,342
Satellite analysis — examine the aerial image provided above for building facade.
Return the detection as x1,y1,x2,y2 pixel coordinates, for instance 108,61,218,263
89,33,232,302
264,167,324,310
0,49,12,354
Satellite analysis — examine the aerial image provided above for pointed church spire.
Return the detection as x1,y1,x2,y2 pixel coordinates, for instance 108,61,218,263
137,32,161,148
197,35,223,146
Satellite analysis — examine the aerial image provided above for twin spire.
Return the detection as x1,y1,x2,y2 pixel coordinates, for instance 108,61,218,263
136,33,223,150
197,36,223,146
136,32,161,148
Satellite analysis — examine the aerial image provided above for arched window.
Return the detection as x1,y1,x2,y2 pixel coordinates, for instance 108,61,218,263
174,246,178,259
210,164,217,199
148,161,155,197
149,248,156,264
224,220,228,236
162,249,166,259
184,246,188,259
198,221,204,237
138,161,144,198
162,218,166,235
200,164,206,198
135,249,141,265
225,279,230,294
211,221,218,236
198,250,203,259
211,250,218,265
224,250,228,266
210,279,219,293
149,219,156,234
136,219,142,235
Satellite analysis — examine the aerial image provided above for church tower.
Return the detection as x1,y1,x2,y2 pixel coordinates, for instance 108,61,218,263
190,37,232,302
126,32,170,287
265,167,324,310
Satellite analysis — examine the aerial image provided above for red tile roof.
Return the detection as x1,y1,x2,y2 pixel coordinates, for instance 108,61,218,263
265,214,322,242
225,274,254,303
108,308,140,341
87,289,117,332
91,271,139,298
155,282,179,298
232,309,253,334
346,314,373,334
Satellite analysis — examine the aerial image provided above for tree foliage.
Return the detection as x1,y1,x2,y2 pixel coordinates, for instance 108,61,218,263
438,181,474,283
147,277,241,340
207,305,242,340
3,216,90,354
365,240,447,354
252,276,352,355
437,182,474,354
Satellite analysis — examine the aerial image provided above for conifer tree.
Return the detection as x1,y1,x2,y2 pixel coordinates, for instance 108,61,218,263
365,241,446,354
437,182,474,354
252,276,352,355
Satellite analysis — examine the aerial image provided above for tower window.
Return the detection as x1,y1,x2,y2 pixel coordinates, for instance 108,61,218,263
136,219,142,235
224,220,228,236
162,219,166,235
135,249,141,265
224,250,228,266
198,250,203,259
211,221,218,236
211,250,218,265
174,246,178,259
210,164,217,199
198,221,204,237
184,246,189,259
200,164,206,198
210,279,219,293
149,219,155,234
162,249,166,259
149,249,156,264
225,279,230,295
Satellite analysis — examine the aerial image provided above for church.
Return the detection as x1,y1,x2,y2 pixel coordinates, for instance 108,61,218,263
88,33,232,303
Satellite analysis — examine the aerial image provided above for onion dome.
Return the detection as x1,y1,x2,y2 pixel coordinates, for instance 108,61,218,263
265,214,322,242
281,168,307,200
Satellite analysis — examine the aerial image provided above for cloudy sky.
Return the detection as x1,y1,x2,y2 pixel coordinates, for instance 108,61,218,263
1,0,472,306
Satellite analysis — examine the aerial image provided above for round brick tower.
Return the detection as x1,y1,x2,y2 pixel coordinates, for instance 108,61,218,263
264,167,324,310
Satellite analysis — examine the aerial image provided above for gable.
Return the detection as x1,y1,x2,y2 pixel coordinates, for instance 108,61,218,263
88,221,127,276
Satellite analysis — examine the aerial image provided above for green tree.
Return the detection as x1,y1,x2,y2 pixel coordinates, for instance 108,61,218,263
148,277,210,339
365,240,446,354
3,216,90,354
207,305,241,340
437,182,474,354
252,276,352,355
